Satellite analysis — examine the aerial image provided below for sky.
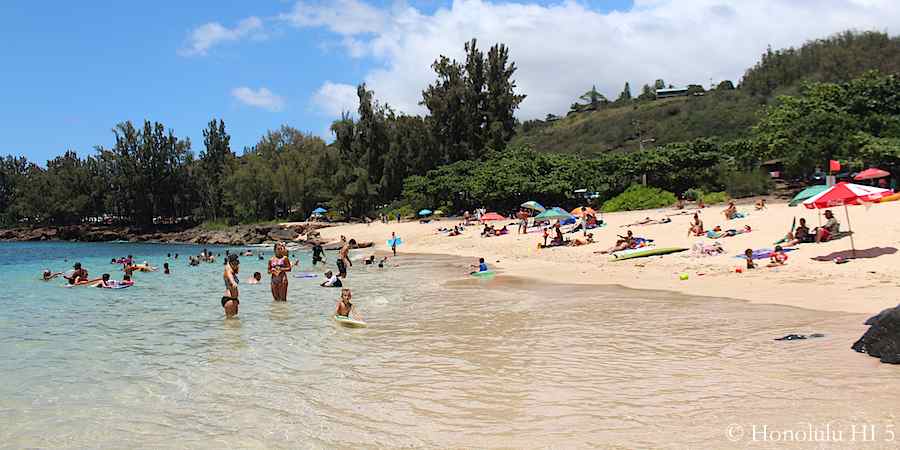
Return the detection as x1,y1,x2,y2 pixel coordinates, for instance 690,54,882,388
1,0,898,163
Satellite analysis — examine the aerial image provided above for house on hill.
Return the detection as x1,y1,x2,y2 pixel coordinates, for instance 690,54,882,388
655,87,689,99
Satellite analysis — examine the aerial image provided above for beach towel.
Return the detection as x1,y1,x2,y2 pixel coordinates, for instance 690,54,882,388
734,248,797,260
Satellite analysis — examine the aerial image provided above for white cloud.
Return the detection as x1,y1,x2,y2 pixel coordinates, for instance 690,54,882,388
296,0,900,119
280,0,387,35
311,82,360,116
231,87,285,112
180,16,264,56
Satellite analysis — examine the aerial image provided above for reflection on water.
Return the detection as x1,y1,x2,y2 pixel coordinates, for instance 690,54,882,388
1,243,899,448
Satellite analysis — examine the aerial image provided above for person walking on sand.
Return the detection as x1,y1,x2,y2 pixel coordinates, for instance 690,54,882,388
268,242,292,302
222,254,240,318
390,231,398,256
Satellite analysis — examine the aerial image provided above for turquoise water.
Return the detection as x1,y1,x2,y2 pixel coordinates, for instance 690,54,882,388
3,242,900,449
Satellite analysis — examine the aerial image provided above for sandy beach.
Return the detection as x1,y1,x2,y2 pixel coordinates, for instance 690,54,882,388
312,199,900,315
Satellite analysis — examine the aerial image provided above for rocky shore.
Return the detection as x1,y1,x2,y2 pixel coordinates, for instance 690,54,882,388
0,222,333,246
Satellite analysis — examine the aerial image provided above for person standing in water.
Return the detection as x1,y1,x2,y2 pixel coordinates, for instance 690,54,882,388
337,236,354,278
312,242,325,266
222,254,240,318
268,242,292,302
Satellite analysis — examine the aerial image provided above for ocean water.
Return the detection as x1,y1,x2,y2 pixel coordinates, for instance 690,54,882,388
2,242,900,449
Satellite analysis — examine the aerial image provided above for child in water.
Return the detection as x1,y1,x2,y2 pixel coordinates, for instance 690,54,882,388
335,288,354,318
163,262,170,274
246,272,262,284
470,257,488,274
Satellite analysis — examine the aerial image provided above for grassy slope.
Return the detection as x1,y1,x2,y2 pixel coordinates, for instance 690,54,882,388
511,90,765,156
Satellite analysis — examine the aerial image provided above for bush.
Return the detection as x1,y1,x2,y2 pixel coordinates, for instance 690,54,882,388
701,191,730,204
683,188,704,201
601,185,677,212
718,168,773,198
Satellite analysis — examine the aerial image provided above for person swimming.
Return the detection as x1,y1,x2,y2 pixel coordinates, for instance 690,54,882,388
163,262,170,274
222,254,240,318
42,269,63,281
64,262,89,285
312,243,325,266
246,272,262,284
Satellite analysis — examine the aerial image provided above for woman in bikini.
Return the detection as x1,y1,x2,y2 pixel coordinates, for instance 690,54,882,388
222,254,240,318
268,242,292,302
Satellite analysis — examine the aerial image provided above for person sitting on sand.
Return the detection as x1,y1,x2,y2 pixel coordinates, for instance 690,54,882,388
783,218,813,247
723,201,738,220
335,288,354,318
448,226,462,237
497,225,509,236
755,198,767,210
814,210,840,243
688,213,704,237
599,230,635,254
246,272,262,284
221,254,240,318
744,249,757,270
321,270,343,287
767,245,788,267
364,255,376,265
42,269,63,281
470,257,489,274
571,233,594,246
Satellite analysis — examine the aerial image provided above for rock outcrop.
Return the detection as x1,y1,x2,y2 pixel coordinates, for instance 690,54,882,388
0,223,330,246
852,304,900,364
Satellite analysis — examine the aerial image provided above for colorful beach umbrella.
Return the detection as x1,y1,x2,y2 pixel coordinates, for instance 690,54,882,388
788,185,827,207
802,182,893,257
520,201,546,212
418,209,433,216
854,168,890,181
480,212,506,221
534,207,574,221
570,206,597,217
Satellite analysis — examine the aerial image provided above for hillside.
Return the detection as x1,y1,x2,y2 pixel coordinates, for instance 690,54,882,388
513,30,900,156
510,90,761,155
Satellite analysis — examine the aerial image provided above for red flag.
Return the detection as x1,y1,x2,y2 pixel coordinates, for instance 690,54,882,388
829,160,841,172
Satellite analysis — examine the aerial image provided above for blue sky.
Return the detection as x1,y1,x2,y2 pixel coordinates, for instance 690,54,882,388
1,0,895,163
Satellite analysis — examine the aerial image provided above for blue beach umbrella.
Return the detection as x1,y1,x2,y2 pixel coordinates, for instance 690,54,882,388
312,207,327,214
418,209,433,216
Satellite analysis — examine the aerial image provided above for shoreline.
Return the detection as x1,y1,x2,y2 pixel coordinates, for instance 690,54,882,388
312,200,900,316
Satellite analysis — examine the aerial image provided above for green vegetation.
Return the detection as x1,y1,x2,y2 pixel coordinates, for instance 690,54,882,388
601,186,677,212
700,191,729,205
3,30,900,227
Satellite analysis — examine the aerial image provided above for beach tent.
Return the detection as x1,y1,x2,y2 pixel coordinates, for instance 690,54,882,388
521,201,546,212
788,185,827,207
418,209,433,216
570,206,597,217
802,182,892,257
480,212,505,221
854,168,890,181
534,207,574,221
312,207,327,214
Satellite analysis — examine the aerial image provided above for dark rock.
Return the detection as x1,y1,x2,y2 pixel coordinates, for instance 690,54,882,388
267,228,298,242
852,304,900,364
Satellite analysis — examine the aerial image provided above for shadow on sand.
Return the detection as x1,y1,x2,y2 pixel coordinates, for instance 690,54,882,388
811,247,898,261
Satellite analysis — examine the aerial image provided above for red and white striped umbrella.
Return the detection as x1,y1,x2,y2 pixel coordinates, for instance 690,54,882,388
802,182,893,258
802,182,891,209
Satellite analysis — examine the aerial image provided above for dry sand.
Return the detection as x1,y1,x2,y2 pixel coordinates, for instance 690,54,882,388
302,200,900,315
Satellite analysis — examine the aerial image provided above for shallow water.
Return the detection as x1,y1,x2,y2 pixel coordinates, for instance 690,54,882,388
1,242,898,449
